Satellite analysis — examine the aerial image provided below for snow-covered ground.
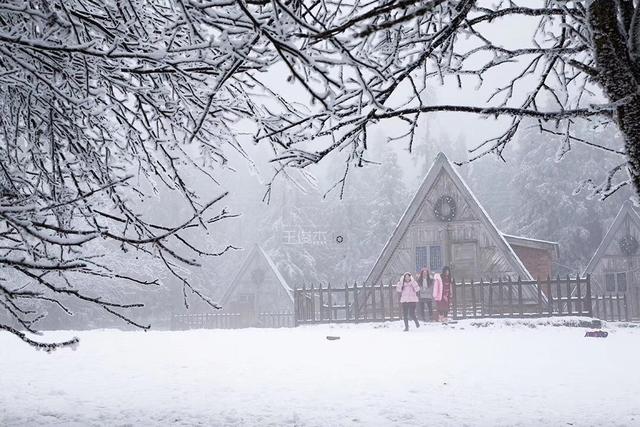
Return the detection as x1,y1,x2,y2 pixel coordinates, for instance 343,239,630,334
1,319,639,427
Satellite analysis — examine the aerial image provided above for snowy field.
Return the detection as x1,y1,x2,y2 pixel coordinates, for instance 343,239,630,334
1,319,639,427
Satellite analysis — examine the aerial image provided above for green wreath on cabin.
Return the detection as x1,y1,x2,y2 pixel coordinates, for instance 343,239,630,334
434,195,457,222
619,235,639,256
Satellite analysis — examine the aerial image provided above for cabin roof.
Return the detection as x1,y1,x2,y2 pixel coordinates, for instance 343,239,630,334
221,244,293,305
503,234,560,259
584,200,640,275
364,152,532,285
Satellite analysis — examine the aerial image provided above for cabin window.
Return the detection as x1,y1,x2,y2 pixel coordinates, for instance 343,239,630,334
605,272,627,293
430,245,442,271
616,273,627,292
416,245,443,271
416,246,428,272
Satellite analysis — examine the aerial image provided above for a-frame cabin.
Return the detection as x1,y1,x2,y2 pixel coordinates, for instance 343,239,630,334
365,153,554,299
220,245,294,327
584,201,640,317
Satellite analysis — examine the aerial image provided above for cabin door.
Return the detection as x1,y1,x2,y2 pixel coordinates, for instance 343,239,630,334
451,242,477,282
236,293,257,327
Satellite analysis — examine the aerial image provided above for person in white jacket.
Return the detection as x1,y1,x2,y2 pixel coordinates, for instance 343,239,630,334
396,272,420,331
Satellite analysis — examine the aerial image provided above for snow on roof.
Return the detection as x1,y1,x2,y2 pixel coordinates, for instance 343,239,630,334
221,244,293,305
583,200,640,275
502,234,560,259
365,152,532,286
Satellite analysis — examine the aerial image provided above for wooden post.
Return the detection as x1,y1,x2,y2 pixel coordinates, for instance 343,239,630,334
498,277,504,317
294,289,299,327
576,276,582,315
371,282,377,321
555,275,561,315
624,293,629,322
362,283,369,321
517,276,524,317
586,274,593,317
327,282,333,322
488,278,494,317
603,295,608,321
537,277,543,316
379,282,385,321
388,282,394,319
546,276,553,316
471,279,477,318
479,278,485,317
301,283,307,323
616,293,622,321
460,278,466,319
507,277,514,317
310,283,316,323
452,276,458,320
318,283,324,321
566,275,572,316
594,296,600,319
344,282,350,321
353,282,359,323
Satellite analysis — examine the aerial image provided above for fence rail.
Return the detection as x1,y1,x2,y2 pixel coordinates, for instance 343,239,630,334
451,275,593,319
592,294,628,322
294,275,615,324
172,311,294,330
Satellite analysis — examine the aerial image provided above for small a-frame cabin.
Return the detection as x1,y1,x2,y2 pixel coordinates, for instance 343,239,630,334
365,153,557,295
584,201,640,316
220,245,294,327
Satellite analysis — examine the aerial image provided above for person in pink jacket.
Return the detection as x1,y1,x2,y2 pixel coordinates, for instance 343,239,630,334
432,266,452,323
396,272,420,331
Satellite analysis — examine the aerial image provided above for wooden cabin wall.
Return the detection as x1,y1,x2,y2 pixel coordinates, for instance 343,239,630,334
376,171,520,285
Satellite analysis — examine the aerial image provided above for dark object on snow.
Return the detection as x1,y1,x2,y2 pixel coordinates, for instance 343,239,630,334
585,330,608,338
326,335,340,341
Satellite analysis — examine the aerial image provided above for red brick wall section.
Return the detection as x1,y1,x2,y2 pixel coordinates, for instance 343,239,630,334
510,245,554,280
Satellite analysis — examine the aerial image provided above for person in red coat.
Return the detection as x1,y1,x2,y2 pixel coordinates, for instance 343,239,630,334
432,266,452,323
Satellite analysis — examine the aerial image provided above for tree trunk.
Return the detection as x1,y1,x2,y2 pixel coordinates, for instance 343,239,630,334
588,1,640,196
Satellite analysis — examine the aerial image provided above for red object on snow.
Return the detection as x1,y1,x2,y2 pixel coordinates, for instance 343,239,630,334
584,330,608,338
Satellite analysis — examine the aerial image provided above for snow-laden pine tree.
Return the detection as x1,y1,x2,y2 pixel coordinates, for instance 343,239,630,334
503,120,633,272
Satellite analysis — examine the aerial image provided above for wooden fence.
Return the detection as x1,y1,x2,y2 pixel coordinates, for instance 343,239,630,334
451,275,593,319
294,275,601,324
172,311,294,330
592,294,629,322
295,283,402,325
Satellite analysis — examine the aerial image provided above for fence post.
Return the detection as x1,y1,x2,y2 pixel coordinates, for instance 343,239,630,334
363,283,369,321
566,275,573,316
471,279,477,318
460,278,465,320
556,275,562,315
488,279,494,317
616,293,622,322
294,290,299,327
517,276,524,317
507,276,514,317
479,278,485,317
452,276,458,320
498,277,504,317
624,293,629,322
354,282,359,323
546,276,552,316
576,275,582,315
344,282,350,321
586,274,593,317
327,282,333,322
371,282,377,321
537,277,542,316
310,283,316,323
380,282,386,321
